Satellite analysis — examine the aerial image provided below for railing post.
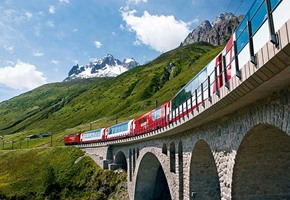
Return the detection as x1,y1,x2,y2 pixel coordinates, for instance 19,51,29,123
247,20,257,65
190,95,194,114
201,83,205,108
174,109,177,123
178,105,180,121
222,55,230,89
215,67,220,97
186,98,189,116
182,101,184,119
195,89,199,112
208,75,212,103
265,0,279,46
234,40,242,79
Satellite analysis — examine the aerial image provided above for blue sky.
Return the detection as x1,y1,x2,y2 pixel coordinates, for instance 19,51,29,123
0,0,252,102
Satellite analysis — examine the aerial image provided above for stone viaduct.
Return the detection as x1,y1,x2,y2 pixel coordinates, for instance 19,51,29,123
81,7,290,200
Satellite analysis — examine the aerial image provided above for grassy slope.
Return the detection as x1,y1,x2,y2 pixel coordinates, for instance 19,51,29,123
0,147,128,200
0,42,224,199
0,42,223,149
0,78,108,134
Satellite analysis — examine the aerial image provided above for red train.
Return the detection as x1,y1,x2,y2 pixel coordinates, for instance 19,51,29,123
64,37,235,145
64,133,81,145
133,102,170,135
63,102,171,145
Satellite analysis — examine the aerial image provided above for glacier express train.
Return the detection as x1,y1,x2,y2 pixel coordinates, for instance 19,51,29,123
64,0,286,145
63,36,234,145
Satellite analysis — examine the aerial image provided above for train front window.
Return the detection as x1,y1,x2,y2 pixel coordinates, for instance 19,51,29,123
138,117,147,125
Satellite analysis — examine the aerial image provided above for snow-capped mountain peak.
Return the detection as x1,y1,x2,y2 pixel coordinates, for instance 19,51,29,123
124,58,135,63
64,54,139,81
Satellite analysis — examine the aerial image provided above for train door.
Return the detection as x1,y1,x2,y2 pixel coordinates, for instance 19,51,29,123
103,128,109,140
164,101,170,126
225,36,234,80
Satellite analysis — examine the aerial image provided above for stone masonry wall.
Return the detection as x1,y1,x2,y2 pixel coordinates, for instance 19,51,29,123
83,87,290,200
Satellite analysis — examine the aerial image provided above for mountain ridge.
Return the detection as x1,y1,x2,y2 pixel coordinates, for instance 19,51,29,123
182,12,243,46
64,54,139,81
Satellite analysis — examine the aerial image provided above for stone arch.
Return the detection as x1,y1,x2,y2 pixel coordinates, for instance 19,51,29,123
114,151,127,172
170,142,176,173
129,149,132,181
232,124,290,199
137,147,140,158
189,140,221,200
134,152,172,200
178,141,184,200
133,148,136,173
162,143,167,155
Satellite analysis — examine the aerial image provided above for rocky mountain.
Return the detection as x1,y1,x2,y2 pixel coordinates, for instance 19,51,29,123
64,54,139,81
182,12,243,46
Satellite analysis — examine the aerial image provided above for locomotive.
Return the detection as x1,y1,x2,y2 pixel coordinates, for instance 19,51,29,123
64,36,235,145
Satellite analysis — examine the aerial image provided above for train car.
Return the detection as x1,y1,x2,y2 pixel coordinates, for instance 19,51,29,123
63,133,80,145
105,120,134,140
133,101,170,135
80,128,105,144
170,37,234,123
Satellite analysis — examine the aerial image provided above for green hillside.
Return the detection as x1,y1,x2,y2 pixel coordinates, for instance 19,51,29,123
0,42,223,148
0,147,128,200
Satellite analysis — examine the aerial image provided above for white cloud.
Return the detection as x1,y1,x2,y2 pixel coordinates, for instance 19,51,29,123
3,45,14,54
127,0,148,4
2,9,32,23
49,5,56,14
121,10,191,52
119,24,125,30
51,60,60,64
32,49,44,57
59,0,70,3
5,60,15,65
25,12,32,20
47,20,55,28
187,18,199,26
0,62,46,90
73,28,78,32
133,40,142,46
94,41,102,48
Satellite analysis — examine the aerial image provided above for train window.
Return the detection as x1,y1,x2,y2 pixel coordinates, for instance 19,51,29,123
271,0,280,10
123,123,128,131
236,28,248,53
108,121,129,134
138,117,147,125
251,1,266,35
152,108,162,121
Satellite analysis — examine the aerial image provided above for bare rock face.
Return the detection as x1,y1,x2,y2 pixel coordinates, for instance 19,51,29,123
182,13,243,46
